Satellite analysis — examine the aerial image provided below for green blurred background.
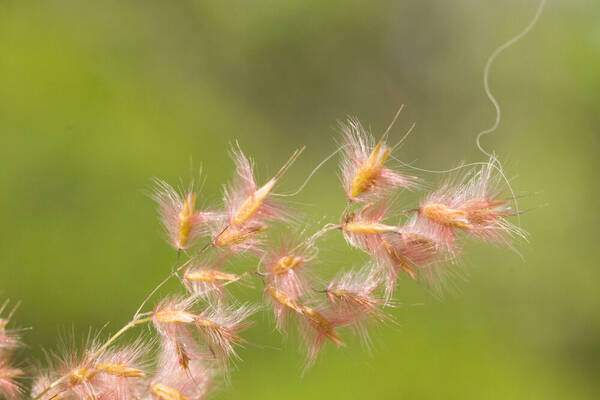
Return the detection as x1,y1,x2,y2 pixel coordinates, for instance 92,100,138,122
1,0,598,399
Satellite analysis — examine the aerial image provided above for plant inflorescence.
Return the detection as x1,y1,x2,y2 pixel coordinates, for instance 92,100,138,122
0,108,526,400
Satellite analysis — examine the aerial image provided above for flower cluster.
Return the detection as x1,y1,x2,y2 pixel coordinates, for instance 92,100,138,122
8,113,524,400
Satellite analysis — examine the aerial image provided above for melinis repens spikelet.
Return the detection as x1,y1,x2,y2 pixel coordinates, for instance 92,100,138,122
223,145,303,226
297,304,347,368
213,145,303,253
151,356,213,400
184,268,241,300
417,188,470,254
224,145,280,226
194,303,257,368
153,296,198,329
417,159,524,252
342,202,398,252
152,180,217,250
265,285,302,332
454,160,525,245
212,222,267,254
340,118,417,202
183,256,243,300
87,341,149,400
261,240,316,300
374,220,442,298
152,296,206,364
266,289,345,368
325,266,388,347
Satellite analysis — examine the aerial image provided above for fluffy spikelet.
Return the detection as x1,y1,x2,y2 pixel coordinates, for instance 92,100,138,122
340,118,417,202
265,285,302,332
297,305,347,368
194,303,257,368
267,289,345,368
151,354,213,400
89,342,149,400
223,145,302,227
325,266,388,347
417,159,524,252
261,241,316,300
153,296,205,364
342,202,397,252
223,145,278,225
184,269,241,300
183,257,243,300
153,298,197,326
49,340,102,400
375,220,442,297
152,180,217,250
212,222,267,254
213,145,302,254
454,160,525,244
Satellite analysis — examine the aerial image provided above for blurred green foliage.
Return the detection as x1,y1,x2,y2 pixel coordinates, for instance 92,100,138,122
1,0,598,399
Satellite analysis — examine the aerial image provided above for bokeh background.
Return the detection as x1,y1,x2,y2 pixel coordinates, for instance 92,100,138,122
1,0,598,399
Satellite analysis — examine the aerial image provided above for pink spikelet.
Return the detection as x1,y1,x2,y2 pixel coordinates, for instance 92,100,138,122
152,296,206,363
325,266,389,348
183,256,245,301
213,145,303,254
152,179,218,250
52,344,100,400
90,341,149,400
194,303,257,369
215,222,269,258
342,202,398,252
152,297,256,370
297,304,348,369
261,240,316,300
223,145,289,227
211,221,267,255
340,117,418,202
151,354,213,400
375,219,443,298
265,286,347,367
453,160,525,245
153,296,199,335
417,159,524,252
265,285,302,332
